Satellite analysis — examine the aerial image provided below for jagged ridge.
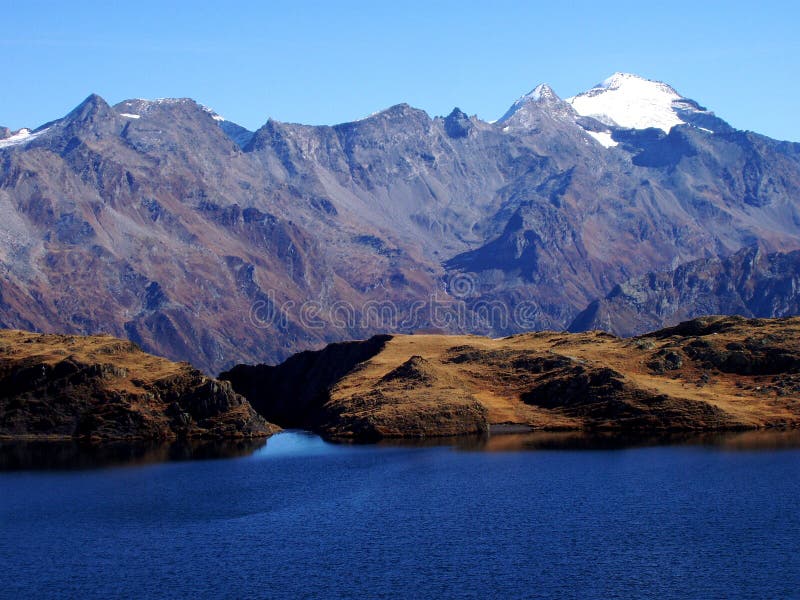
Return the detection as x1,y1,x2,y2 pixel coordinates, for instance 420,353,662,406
0,75,799,374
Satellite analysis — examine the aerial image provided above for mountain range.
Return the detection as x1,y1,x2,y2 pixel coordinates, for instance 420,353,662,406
2,73,800,374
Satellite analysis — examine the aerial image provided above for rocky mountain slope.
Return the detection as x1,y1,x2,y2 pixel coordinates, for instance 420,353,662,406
570,246,800,335
1,74,800,372
221,316,800,440
0,330,277,440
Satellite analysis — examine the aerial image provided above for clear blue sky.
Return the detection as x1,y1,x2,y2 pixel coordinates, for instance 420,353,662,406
3,0,799,140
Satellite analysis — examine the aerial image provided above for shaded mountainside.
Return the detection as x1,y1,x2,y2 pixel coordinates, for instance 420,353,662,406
570,246,800,336
1,75,800,372
221,335,392,428
222,317,800,440
0,330,277,440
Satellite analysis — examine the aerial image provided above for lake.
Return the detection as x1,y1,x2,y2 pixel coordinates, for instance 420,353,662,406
2,431,800,599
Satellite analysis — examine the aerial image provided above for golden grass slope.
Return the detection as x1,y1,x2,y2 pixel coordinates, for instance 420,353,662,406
0,330,278,441
313,316,800,438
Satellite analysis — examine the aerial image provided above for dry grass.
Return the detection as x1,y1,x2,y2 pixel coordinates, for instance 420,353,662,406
0,329,275,440
326,317,800,433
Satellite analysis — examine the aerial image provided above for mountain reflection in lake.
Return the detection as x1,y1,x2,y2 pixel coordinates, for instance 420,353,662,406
3,429,800,471
0,438,268,471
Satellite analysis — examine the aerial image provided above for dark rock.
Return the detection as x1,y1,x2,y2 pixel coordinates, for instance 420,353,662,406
220,335,392,428
444,108,472,139
0,330,278,441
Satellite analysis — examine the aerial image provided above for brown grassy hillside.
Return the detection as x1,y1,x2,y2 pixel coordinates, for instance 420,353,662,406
0,330,278,441
223,316,800,439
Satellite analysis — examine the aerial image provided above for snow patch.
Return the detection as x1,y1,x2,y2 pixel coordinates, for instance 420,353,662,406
566,72,686,133
0,127,51,149
586,130,618,148
353,109,385,122
151,98,188,105
200,104,226,122
116,98,228,122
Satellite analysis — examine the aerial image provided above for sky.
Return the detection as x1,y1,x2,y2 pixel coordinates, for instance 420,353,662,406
2,0,799,141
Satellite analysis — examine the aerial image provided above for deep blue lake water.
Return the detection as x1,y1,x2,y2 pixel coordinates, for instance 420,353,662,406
2,431,800,599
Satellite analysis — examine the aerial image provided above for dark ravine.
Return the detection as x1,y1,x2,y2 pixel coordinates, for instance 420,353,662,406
221,316,800,440
0,330,278,441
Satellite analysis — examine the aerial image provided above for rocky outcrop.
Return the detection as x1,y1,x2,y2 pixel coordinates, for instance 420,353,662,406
0,330,278,441
222,316,800,439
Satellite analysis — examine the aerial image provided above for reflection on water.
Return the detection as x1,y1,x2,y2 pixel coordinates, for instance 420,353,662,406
444,429,800,452
0,438,267,471
3,429,800,470
350,429,800,452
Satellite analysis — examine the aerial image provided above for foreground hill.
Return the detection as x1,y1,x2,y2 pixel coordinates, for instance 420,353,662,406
222,316,800,439
0,330,277,441
2,74,800,372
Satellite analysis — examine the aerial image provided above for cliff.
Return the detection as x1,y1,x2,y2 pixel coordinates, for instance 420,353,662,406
0,330,278,441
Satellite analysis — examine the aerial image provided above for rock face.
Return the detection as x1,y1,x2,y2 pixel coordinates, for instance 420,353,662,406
0,330,277,441
221,335,393,428
222,316,800,439
1,76,800,373
570,246,800,336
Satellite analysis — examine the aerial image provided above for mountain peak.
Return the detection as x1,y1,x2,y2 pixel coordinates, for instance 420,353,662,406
444,107,472,138
504,83,562,110
497,82,573,127
113,97,209,119
1,94,117,150
525,83,559,102
598,72,677,93
566,73,693,133
66,93,113,123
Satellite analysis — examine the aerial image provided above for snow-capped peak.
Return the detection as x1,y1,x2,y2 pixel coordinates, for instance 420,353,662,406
503,83,560,112
114,98,226,121
566,73,688,133
497,83,573,126
600,72,679,94
523,83,558,103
